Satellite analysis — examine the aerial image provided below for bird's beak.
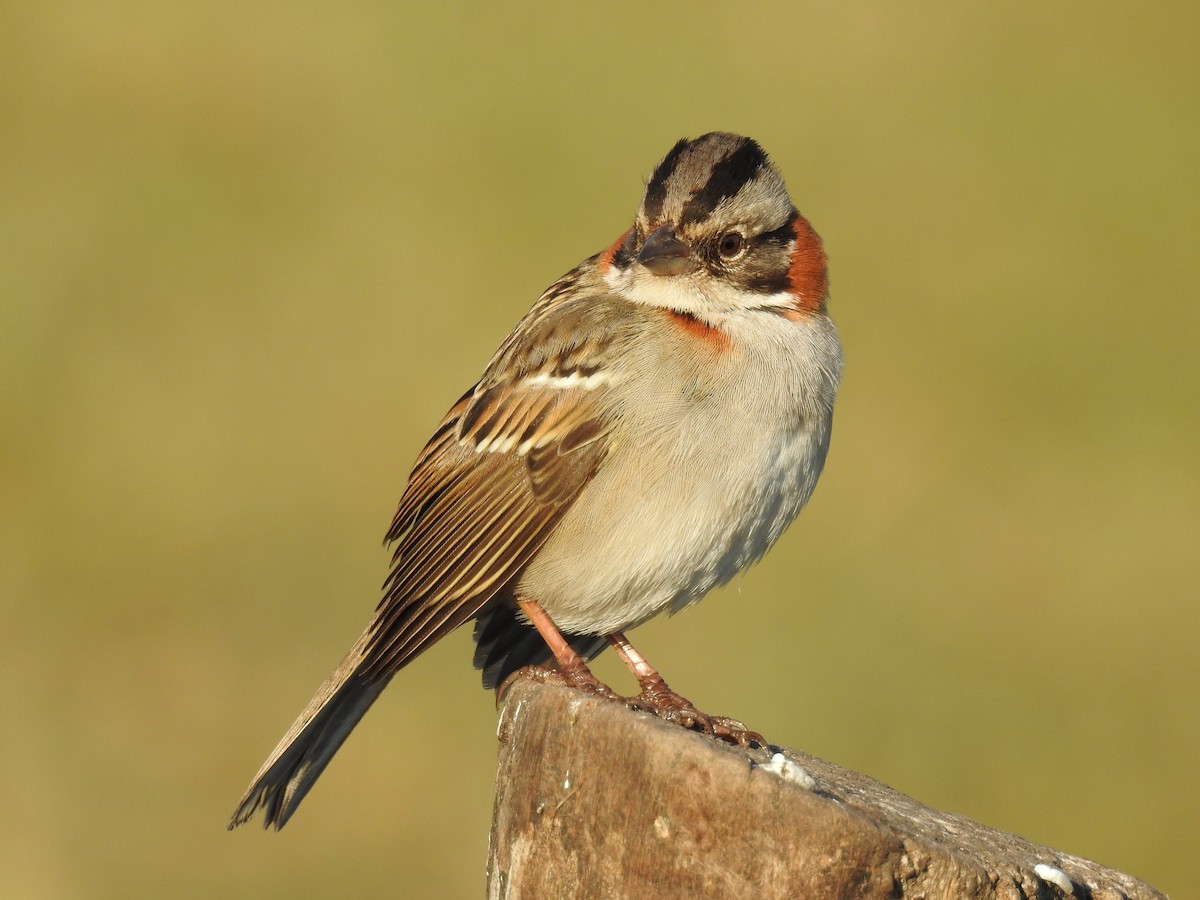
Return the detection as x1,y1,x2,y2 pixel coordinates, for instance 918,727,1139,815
637,226,697,276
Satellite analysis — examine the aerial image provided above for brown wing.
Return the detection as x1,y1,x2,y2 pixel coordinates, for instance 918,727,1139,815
358,282,625,679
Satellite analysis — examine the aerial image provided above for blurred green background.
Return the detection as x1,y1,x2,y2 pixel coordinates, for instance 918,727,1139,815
3,2,1196,897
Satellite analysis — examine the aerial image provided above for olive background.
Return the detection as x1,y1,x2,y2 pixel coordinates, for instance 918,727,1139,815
3,3,1197,897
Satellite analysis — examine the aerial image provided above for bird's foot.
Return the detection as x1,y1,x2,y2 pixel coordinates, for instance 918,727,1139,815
629,681,767,749
510,663,623,703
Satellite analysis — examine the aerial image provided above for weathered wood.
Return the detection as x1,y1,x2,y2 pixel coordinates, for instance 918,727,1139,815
487,674,1163,899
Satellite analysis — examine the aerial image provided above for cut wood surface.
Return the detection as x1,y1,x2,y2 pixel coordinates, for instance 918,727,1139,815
487,674,1164,899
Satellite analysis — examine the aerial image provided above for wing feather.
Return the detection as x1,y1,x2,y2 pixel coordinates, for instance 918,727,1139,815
358,288,633,680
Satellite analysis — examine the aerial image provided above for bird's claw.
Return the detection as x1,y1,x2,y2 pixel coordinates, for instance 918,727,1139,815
629,685,767,749
512,664,623,703
510,667,767,749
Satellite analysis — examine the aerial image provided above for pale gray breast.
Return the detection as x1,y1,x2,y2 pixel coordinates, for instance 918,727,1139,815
516,309,840,635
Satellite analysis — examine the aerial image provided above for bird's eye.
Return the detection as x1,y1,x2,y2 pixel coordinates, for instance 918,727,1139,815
718,231,745,259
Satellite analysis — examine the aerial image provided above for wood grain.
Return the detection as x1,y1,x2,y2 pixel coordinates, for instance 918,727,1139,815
487,674,1164,900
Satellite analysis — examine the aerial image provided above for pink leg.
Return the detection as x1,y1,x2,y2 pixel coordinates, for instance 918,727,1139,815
514,598,620,700
607,631,767,749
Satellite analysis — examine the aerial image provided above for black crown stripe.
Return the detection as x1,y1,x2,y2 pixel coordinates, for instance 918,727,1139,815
679,140,768,227
640,137,691,223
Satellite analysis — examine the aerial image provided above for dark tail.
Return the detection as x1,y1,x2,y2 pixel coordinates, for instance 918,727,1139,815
229,630,390,830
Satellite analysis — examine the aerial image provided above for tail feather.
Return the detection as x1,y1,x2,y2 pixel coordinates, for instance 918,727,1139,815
229,631,389,830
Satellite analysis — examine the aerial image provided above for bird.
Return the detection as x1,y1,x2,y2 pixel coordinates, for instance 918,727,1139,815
229,132,843,830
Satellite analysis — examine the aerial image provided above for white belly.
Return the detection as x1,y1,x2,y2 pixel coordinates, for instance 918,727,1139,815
515,311,839,634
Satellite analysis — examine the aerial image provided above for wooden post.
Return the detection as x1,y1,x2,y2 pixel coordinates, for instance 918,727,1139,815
487,674,1163,899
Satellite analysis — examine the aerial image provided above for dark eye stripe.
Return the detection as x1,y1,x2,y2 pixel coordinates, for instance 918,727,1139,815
758,212,797,248
733,210,798,295
679,141,768,227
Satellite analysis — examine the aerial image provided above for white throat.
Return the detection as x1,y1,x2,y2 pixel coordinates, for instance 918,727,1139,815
605,265,795,323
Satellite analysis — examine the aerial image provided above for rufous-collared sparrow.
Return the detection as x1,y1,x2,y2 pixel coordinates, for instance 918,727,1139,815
231,132,843,830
